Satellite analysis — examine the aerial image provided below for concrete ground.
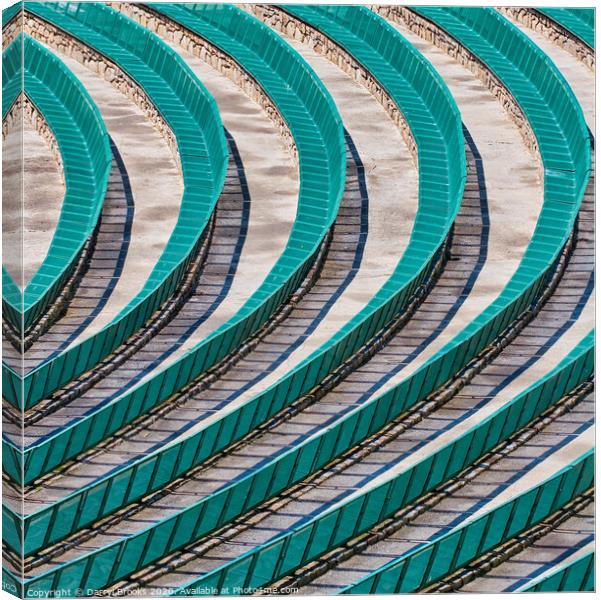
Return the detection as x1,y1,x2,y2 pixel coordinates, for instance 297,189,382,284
38,43,184,345
2,113,23,288
3,109,64,288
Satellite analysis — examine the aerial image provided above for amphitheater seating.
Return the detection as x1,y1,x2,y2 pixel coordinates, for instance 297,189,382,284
2,34,111,337
5,4,466,493
345,4,593,448
164,333,595,595
13,0,591,548
3,1,229,410
4,0,345,411
537,8,595,49
1,3,595,596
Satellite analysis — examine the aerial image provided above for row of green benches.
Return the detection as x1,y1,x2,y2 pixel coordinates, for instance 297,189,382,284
3,3,464,486
2,33,111,336
4,0,346,410
9,328,593,595
341,448,594,595
3,1,229,409
2,2,589,566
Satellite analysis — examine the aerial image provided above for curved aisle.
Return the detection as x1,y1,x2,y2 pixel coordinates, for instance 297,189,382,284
3,100,64,289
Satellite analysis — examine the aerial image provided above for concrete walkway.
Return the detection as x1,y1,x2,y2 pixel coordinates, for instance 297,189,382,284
3,110,64,288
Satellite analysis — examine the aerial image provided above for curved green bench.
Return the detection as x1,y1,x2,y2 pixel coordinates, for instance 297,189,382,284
2,1,229,410
517,551,595,593
536,8,595,50
2,33,112,337
340,450,594,595
6,5,465,489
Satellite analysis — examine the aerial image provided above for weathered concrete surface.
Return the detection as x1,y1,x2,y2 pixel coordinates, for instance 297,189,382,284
130,30,299,364
36,44,184,346
2,112,23,288
21,116,64,287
